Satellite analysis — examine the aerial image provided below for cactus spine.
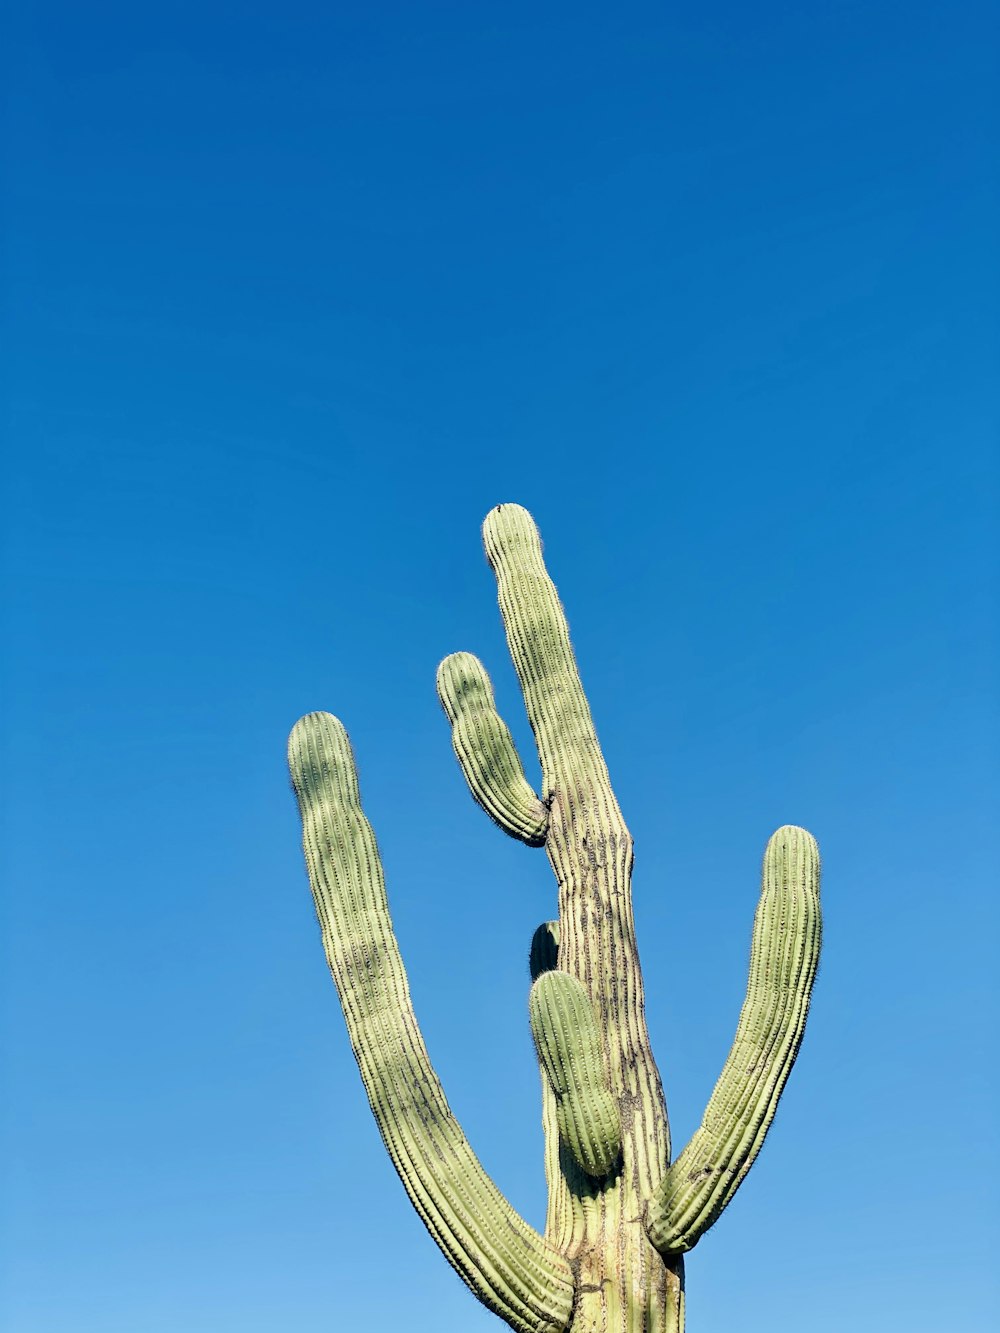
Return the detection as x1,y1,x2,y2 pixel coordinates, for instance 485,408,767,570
288,504,822,1333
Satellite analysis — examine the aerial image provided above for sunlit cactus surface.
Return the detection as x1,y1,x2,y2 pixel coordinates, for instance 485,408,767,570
288,504,821,1333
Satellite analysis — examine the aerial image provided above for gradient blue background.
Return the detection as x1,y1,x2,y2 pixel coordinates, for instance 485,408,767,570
3,3,997,1330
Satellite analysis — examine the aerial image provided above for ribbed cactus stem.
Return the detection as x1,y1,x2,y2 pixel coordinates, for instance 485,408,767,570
645,826,822,1256
288,503,822,1333
482,505,604,790
529,970,623,1179
476,507,681,1329
437,651,548,845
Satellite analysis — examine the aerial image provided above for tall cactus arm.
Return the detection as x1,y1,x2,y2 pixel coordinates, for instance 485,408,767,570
288,711,575,1333
437,652,549,846
482,504,605,787
645,826,822,1257
529,971,623,1179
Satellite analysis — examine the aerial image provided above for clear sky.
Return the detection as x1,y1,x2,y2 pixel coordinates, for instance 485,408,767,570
2,3,997,1331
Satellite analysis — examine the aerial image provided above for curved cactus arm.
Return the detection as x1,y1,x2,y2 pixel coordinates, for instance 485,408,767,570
529,971,623,1180
482,504,604,785
437,652,549,846
288,711,575,1333
645,826,822,1257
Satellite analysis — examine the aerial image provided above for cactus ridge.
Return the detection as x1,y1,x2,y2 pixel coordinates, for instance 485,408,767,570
288,504,822,1333
645,825,822,1256
437,651,549,845
529,970,623,1179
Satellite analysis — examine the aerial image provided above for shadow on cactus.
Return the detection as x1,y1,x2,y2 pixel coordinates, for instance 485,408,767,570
288,504,822,1333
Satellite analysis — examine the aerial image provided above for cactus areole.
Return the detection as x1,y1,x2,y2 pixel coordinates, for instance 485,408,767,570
288,504,821,1333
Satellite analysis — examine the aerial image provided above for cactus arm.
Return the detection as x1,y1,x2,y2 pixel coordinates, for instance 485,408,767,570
529,971,623,1179
645,826,822,1257
437,652,549,846
481,504,604,786
288,711,575,1333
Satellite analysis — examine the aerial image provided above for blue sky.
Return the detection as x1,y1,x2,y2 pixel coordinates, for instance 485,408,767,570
2,3,997,1330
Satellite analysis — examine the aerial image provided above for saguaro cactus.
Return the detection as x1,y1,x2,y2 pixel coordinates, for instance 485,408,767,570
288,504,821,1333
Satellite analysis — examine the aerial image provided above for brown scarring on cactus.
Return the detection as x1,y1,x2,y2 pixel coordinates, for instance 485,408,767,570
288,503,822,1333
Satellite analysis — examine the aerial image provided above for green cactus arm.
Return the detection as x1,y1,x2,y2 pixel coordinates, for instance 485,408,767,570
288,711,575,1333
437,652,549,846
529,971,623,1180
482,504,604,786
645,825,822,1257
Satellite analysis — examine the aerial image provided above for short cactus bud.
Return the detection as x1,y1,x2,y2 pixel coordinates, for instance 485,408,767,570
529,920,560,981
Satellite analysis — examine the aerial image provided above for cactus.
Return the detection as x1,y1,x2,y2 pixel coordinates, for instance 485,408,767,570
288,504,822,1333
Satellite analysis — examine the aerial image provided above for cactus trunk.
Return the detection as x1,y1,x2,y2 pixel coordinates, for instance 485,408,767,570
288,504,821,1332
541,809,685,1333
492,507,682,1333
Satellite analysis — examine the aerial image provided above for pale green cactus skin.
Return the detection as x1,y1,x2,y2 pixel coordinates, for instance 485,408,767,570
529,970,623,1179
288,504,822,1333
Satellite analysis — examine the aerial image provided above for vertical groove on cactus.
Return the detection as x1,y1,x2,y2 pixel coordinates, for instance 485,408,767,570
645,826,822,1256
530,970,623,1179
437,651,549,845
288,711,574,1333
288,503,820,1333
